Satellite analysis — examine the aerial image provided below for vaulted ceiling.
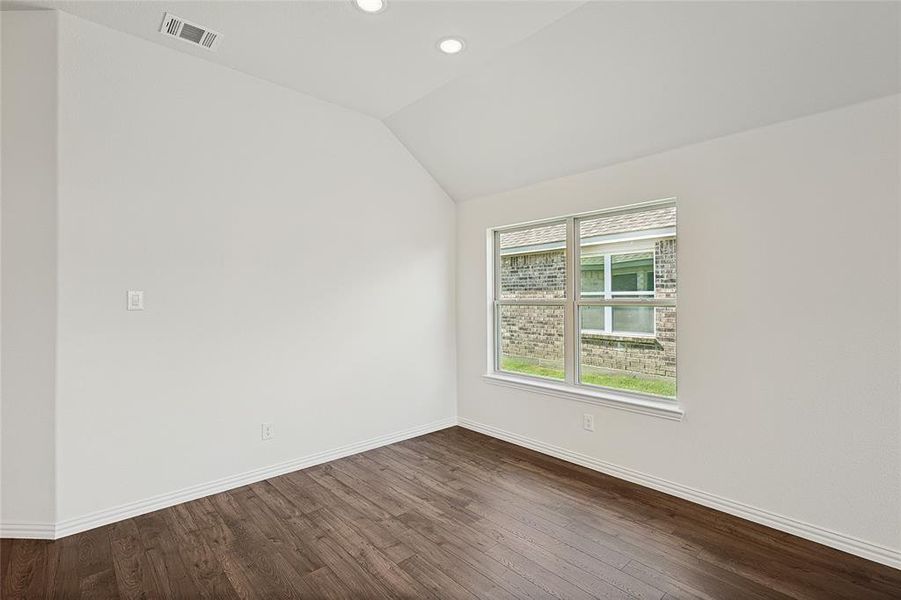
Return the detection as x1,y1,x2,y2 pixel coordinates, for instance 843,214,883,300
388,1,900,200
4,1,899,201
2,0,584,118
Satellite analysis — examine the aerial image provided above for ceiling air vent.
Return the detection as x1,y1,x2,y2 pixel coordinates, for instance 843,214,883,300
159,13,222,52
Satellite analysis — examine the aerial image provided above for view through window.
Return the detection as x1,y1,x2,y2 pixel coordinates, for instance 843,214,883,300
493,201,677,399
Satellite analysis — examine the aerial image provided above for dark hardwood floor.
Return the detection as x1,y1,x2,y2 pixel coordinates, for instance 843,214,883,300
2,426,900,599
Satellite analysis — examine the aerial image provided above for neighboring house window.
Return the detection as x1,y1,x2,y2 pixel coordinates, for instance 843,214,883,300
490,200,677,406
580,250,656,336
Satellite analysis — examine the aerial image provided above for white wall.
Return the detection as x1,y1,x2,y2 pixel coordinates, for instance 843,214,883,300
2,10,456,529
457,96,901,562
0,11,58,531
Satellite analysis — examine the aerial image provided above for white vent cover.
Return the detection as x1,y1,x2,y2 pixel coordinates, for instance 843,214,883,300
159,13,222,52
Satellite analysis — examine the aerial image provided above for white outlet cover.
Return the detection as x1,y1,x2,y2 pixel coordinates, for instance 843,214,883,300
261,423,274,441
583,413,595,432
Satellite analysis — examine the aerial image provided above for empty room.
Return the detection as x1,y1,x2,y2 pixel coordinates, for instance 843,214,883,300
1,0,900,598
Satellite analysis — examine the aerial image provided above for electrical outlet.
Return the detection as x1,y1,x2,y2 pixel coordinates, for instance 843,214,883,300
261,423,274,441
583,413,595,432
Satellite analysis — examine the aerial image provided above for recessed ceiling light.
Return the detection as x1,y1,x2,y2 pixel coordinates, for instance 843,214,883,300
438,37,465,55
354,0,386,14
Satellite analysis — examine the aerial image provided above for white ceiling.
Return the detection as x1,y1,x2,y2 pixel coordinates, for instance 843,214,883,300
3,1,899,201
2,0,583,118
387,1,901,200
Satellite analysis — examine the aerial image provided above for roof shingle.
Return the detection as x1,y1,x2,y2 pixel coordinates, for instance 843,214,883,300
500,207,676,249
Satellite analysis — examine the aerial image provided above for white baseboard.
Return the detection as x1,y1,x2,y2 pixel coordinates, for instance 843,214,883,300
457,417,901,570
0,521,55,539
2,416,457,540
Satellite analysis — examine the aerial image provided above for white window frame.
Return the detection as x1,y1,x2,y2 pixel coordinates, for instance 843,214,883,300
484,198,682,420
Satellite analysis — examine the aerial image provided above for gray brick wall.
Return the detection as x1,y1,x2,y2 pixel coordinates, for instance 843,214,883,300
499,304,564,369
500,250,566,366
500,251,565,299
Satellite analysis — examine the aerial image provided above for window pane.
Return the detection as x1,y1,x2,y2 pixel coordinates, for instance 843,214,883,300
611,252,653,293
499,223,565,299
581,306,605,331
499,304,564,380
579,206,676,299
612,306,654,334
580,306,676,398
579,206,676,238
580,256,605,296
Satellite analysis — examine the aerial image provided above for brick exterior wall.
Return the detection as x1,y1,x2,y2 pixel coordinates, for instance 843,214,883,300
500,250,566,368
500,251,565,299
500,238,676,381
499,304,565,369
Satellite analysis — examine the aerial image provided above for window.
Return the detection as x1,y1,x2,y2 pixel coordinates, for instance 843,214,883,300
580,249,656,336
489,200,678,414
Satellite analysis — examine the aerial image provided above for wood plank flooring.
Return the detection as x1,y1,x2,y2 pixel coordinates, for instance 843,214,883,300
3,427,900,599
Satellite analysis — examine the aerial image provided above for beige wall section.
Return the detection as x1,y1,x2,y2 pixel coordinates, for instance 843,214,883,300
50,12,455,524
0,11,59,530
457,96,901,557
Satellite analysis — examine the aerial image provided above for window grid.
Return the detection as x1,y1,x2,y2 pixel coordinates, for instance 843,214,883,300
491,200,676,399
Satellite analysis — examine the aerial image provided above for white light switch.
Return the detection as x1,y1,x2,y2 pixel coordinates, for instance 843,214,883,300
127,290,144,311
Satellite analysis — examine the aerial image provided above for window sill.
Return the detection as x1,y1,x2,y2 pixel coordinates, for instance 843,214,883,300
580,331,658,344
481,372,684,421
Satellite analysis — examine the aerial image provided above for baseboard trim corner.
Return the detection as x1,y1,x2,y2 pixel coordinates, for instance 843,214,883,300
2,416,457,540
457,417,901,570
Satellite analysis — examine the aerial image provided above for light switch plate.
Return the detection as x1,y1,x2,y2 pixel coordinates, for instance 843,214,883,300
127,290,144,311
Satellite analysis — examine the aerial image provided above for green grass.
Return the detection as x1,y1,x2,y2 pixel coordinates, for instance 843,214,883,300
501,357,676,398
